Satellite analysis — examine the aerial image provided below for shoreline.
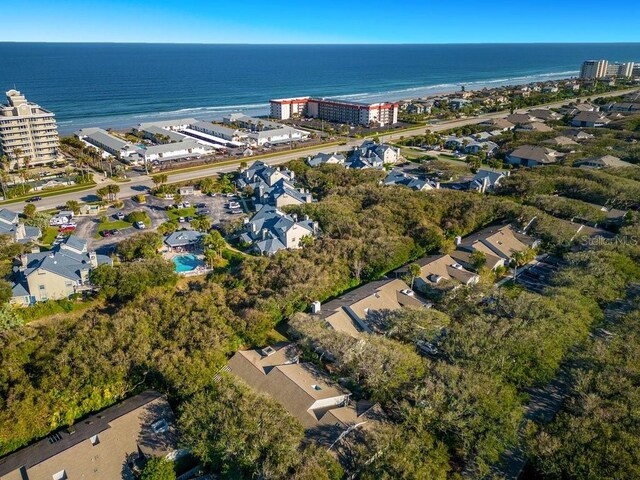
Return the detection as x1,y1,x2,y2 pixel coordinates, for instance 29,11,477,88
55,70,581,135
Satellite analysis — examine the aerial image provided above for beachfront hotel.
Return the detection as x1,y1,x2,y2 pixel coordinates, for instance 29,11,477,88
270,97,399,127
580,60,635,79
0,89,60,168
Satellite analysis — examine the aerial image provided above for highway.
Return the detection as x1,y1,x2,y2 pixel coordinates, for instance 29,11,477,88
7,87,637,213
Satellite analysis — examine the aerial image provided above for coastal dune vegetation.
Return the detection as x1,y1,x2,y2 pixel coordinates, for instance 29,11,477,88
0,157,640,478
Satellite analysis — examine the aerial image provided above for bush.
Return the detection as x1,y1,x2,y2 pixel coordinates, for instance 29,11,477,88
125,210,150,224
116,231,162,261
141,457,175,480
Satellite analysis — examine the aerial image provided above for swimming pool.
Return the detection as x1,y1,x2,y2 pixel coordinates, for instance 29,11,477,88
172,254,202,273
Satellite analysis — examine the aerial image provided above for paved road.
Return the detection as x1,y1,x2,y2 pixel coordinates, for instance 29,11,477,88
8,87,637,214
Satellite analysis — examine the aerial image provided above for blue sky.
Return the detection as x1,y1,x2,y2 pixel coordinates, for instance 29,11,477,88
3,0,640,44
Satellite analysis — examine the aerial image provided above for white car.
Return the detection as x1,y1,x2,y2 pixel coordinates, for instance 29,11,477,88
135,221,146,229
178,216,185,223
183,201,191,208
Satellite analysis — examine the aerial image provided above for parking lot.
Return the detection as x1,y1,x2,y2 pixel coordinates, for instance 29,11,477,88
514,255,564,294
62,192,246,254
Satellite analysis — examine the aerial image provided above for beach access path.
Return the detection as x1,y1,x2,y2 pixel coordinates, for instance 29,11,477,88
6,87,637,213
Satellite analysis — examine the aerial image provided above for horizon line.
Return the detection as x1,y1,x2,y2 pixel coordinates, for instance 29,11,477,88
1,41,640,46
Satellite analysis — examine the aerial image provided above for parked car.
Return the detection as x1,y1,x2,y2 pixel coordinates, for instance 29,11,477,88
59,226,76,233
197,209,210,215
231,209,243,215
195,203,206,208
178,217,185,223
135,221,146,229
116,212,125,220
183,201,191,208
102,230,112,237
186,216,194,222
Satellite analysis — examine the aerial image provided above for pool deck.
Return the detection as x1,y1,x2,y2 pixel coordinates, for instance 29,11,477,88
166,251,209,276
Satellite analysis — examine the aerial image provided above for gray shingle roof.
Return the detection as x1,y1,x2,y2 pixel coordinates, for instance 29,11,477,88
164,230,205,247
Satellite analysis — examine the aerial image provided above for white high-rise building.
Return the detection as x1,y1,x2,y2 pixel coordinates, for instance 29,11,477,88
0,89,60,168
580,60,609,79
606,62,635,78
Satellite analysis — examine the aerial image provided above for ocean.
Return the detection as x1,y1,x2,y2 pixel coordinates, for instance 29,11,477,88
1,43,639,135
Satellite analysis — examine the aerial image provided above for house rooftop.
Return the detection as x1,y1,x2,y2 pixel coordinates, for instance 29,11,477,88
0,391,177,478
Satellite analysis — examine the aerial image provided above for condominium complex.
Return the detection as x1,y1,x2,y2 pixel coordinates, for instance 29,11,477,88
0,89,60,168
270,96,399,126
606,62,635,78
580,60,635,79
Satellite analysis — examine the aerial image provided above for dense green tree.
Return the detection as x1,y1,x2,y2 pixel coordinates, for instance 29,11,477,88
22,204,36,218
141,457,176,480
116,231,162,261
179,374,304,479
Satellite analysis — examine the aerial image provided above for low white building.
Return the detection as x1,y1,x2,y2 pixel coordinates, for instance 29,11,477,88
74,128,138,159
135,139,212,163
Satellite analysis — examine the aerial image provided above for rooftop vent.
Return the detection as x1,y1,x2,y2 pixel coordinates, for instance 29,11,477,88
311,301,321,314
451,263,463,270
261,346,277,357
48,432,63,444
151,418,169,434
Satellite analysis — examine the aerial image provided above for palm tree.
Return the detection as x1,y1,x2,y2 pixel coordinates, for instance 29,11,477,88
0,170,8,199
407,263,421,290
106,156,115,178
107,184,120,201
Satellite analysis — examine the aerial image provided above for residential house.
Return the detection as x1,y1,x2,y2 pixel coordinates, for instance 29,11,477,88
468,168,510,193
479,118,515,131
456,224,539,263
528,109,562,121
464,140,498,156
397,254,479,292
0,391,178,480
506,113,542,125
543,136,580,147
563,129,594,141
0,208,40,243
383,170,439,191
11,235,112,306
239,205,317,256
255,178,313,208
506,145,562,167
346,141,400,169
227,343,382,445
449,98,471,110
559,102,596,116
571,111,611,128
516,122,554,133
450,249,505,271
307,152,346,167
312,278,430,338
574,154,635,169
238,161,313,208
237,161,295,190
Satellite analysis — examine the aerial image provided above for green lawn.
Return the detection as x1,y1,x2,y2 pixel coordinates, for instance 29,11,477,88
40,227,59,246
95,219,133,238
167,207,196,221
